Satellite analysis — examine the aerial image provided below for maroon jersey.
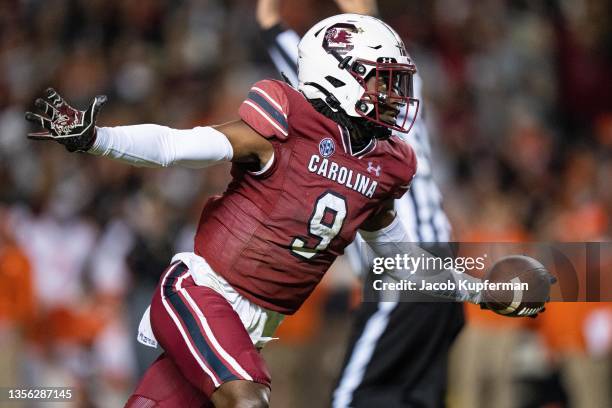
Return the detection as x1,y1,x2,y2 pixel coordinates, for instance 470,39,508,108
195,80,416,314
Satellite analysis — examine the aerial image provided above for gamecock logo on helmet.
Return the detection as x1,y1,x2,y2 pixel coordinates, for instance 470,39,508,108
323,23,359,55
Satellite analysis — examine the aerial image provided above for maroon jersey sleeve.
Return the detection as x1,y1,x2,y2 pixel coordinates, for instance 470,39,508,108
390,142,417,199
238,80,290,141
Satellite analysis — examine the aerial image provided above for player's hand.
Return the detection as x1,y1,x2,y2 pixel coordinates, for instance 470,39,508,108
479,300,546,318
256,0,281,30
334,0,379,16
478,274,557,318
25,88,107,152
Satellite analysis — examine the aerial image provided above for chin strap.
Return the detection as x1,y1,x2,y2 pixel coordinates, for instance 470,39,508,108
280,72,293,85
304,81,342,110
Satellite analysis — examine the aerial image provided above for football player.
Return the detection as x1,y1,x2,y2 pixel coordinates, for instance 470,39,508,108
256,1,464,406
25,14,501,408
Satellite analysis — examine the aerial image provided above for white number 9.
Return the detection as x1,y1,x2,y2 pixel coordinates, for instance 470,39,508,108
291,191,347,259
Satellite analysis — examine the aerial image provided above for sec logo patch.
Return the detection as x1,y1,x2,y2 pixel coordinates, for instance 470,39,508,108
319,138,335,158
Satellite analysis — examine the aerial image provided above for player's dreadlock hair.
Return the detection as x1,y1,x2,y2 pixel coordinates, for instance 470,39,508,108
307,98,392,148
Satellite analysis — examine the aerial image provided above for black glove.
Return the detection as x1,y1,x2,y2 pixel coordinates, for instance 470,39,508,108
25,88,107,152
479,301,546,319
479,274,557,319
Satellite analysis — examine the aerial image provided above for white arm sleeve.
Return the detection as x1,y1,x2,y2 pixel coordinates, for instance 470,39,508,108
88,125,233,168
359,216,481,303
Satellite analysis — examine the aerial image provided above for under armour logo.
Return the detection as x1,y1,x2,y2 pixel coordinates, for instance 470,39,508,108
367,162,381,176
395,42,407,56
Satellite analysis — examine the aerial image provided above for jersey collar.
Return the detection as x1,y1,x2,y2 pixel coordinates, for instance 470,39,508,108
338,125,377,159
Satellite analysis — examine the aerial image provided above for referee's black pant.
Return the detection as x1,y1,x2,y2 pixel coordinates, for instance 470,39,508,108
332,301,464,408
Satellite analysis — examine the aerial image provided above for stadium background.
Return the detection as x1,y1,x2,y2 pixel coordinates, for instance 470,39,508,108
0,0,610,406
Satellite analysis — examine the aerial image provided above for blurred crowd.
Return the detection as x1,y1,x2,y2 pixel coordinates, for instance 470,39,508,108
0,0,611,407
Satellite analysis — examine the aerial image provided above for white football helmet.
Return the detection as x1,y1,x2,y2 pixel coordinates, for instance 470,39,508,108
298,14,419,135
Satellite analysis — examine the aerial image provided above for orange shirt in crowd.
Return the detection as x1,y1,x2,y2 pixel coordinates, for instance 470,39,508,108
0,245,35,327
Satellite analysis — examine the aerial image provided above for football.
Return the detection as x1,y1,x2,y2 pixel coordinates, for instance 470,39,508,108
481,255,553,317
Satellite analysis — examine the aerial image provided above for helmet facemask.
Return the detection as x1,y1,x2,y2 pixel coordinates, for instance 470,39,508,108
350,58,420,135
